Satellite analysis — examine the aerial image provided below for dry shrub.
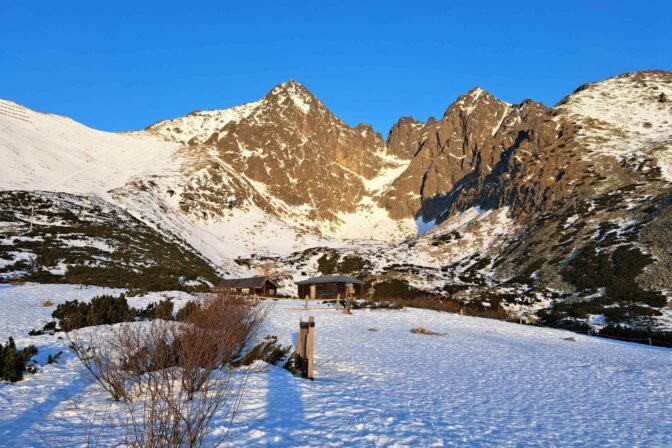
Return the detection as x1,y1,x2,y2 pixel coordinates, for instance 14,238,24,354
410,327,447,336
68,327,133,401
375,296,515,321
67,293,269,447
233,336,290,367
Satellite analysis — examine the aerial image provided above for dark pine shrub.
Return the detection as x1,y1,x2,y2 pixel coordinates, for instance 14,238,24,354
52,299,91,331
0,337,38,382
373,279,426,299
52,295,136,331
87,294,135,327
138,298,174,321
599,324,672,347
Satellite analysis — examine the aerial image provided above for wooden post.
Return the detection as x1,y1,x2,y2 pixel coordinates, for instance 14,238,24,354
304,294,309,310
298,317,305,359
298,316,315,380
649,337,652,346
28,202,36,232
306,315,315,380
336,293,340,311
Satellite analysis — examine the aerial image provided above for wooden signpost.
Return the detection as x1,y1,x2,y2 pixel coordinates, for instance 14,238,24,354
298,316,315,380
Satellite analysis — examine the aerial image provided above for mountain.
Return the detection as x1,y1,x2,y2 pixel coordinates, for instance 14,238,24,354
140,80,414,239
1,70,672,335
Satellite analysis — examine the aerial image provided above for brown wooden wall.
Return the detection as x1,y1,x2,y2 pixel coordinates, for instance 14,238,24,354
213,279,277,296
297,282,363,299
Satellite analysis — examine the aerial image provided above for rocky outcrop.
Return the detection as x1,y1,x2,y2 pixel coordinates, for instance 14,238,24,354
380,88,552,222
386,116,426,159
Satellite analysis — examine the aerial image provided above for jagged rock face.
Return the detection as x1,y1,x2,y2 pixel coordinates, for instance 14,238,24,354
381,89,552,222
214,82,386,219
383,72,672,227
440,100,572,222
385,116,425,159
472,71,672,224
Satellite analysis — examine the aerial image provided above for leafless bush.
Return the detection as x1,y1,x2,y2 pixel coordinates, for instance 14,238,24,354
176,294,268,398
68,327,134,401
67,293,269,447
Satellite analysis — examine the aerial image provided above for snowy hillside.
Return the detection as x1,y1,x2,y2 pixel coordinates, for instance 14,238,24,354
0,99,181,196
0,191,220,289
0,91,417,275
1,285,671,446
556,71,672,179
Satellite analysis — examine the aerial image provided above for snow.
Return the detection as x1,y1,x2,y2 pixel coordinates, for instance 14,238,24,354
1,286,671,446
361,153,411,195
329,197,417,241
0,99,181,196
144,100,261,145
0,96,421,272
491,104,511,136
415,216,436,236
0,284,126,341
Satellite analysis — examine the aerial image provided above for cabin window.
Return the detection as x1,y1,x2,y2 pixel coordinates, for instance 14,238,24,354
241,288,250,294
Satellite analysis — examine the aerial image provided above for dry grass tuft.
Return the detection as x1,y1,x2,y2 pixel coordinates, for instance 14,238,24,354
410,327,447,336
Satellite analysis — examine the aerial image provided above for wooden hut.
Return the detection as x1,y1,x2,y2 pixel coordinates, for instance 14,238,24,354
295,275,364,299
214,276,278,296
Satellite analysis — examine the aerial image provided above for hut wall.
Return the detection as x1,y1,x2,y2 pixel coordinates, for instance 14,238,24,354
297,282,362,299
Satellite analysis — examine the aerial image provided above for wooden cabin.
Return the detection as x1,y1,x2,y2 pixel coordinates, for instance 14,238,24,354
214,276,279,296
295,275,364,299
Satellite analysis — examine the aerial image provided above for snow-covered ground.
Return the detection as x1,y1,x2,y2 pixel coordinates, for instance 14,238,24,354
1,284,671,447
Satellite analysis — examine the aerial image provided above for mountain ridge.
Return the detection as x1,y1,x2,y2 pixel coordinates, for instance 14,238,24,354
2,70,672,334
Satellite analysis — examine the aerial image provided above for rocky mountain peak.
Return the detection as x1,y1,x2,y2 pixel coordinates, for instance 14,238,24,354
381,87,516,220
265,80,318,115
446,87,508,117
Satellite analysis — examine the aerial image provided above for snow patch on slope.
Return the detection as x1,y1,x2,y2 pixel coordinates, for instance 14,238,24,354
328,197,417,241
0,99,181,196
143,100,261,145
556,71,672,180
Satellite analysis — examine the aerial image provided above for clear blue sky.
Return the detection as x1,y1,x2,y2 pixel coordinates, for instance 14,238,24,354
1,1,670,134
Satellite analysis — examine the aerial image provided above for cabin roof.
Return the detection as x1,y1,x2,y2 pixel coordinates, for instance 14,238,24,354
217,276,278,289
295,275,364,285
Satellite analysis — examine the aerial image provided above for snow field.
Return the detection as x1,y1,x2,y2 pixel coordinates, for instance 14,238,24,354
1,284,671,446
